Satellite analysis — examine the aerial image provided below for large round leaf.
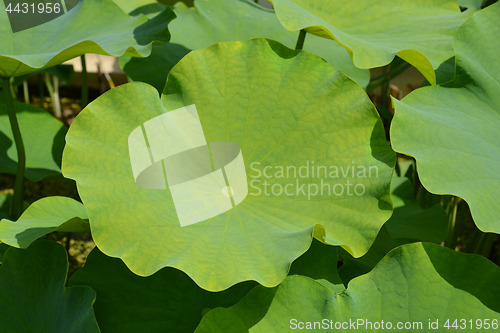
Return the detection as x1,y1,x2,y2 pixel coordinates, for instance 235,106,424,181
63,39,394,291
0,240,99,333
391,3,500,233
0,0,174,77
0,102,66,181
270,0,474,84
0,196,89,248
196,243,500,332
119,0,369,93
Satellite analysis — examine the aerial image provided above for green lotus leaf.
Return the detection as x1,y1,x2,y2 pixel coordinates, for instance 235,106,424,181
0,102,66,181
63,38,395,291
0,243,9,263
339,174,448,283
111,0,158,14
0,193,12,219
119,0,369,93
69,238,343,333
0,196,89,248
459,0,482,9
129,3,168,19
0,0,174,77
288,239,344,293
270,0,474,85
195,243,500,332
0,240,99,333
70,246,256,333
386,174,448,243
12,64,74,87
391,3,500,233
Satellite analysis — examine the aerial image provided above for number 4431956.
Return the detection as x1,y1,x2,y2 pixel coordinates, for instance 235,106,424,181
6,2,62,14
443,319,499,330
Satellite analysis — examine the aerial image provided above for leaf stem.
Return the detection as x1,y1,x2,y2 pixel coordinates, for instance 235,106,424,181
38,74,44,108
366,62,411,93
23,80,29,105
44,73,61,119
444,196,462,249
1,77,25,220
295,30,307,50
81,55,88,109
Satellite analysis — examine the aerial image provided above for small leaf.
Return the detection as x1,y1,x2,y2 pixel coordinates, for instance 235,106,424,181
0,240,99,333
0,102,67,181
0,0,174,77
0,196,89,248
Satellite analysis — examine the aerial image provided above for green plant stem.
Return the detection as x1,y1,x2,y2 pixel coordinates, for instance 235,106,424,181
444,196,462,249
450,201,466,250
65,232,72,252
61,0,68,12
1,77,25,220
44,73,61,119
295,30,307,50
53,75,62,119
23,81,29,105
467,231,496,257
81,54,88,109
381,65,391,108
38,74,44,107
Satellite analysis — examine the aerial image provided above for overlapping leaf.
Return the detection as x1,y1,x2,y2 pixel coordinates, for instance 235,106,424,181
459,0,482,9
288,239,344,293
120,0,369,92
0,240,99,332
196,243,500,332
391,3,500,232
111,0,157,14
0,196,89,248
70,246,257,333
0,0,174,77
339,174,448,283
0,194,12,219
270,0,473,84
0,243,9,263
0,102,66,181
63,39,394,291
